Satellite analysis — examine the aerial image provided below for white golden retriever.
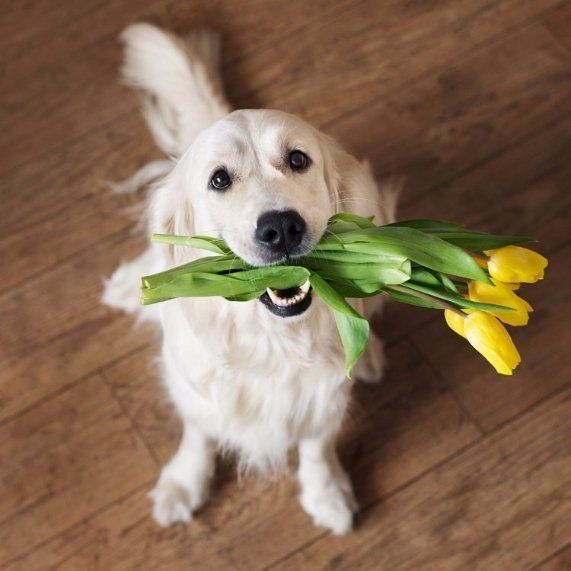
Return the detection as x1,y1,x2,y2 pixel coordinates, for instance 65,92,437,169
103,23,397,534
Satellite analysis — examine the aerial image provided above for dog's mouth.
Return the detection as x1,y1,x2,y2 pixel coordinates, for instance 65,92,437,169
258,279,312,317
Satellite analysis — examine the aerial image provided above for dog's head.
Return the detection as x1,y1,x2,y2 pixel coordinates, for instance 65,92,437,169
152,109,359,317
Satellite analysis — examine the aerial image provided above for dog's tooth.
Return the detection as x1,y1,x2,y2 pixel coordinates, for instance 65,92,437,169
266,283,310,308
299,280,311,295
266,288,281,305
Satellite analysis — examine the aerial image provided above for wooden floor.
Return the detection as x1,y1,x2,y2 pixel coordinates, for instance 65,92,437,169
1,1,570,569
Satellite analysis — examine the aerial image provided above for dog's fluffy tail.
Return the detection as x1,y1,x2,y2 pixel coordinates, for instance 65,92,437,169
121,23,231,157
110,24,230,193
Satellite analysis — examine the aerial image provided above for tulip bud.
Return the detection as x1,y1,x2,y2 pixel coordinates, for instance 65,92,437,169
463,311,521,375
485,246,547,284
468,279,533,326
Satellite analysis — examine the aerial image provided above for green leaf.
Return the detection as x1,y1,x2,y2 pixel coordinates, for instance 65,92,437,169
142,255,250,288
152,234,231,254
305,249,404,264
389,222,533,250
409,268,442,288
402,282,516,312
230,266,310,289
383,287,443,309
309,273,369,378
319,226,490,283
387,219,462,229
301,256,410,285
427,231,533,251
437,272,460,294
328,213,376,229
142,272,258,304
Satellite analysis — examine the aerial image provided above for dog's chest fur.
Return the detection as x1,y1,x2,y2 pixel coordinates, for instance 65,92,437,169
160,296,351,470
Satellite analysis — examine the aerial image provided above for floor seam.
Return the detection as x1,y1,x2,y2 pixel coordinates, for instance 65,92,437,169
0,479,155,571
0,339,153,430
99,362,162,468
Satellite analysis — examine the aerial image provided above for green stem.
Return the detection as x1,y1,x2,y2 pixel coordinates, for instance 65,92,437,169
152,234,194,246
387,285,466,317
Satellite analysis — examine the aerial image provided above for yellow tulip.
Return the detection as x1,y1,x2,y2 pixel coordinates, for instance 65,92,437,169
485,246,548,283
444,310,521,375
468,279,533,326
444,309,467,338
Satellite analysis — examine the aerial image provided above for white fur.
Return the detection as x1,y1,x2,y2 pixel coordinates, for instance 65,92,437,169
103,24,397,534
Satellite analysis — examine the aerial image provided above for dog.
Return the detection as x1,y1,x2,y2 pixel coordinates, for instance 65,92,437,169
103,23,397,535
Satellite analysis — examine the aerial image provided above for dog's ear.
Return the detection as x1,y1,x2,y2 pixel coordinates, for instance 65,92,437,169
148,172,196,265
317,131,398,224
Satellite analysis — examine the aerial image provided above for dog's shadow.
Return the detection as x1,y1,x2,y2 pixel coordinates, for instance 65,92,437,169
337,311,449,528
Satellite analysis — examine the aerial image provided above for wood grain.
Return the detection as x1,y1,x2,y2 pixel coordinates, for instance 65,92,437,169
7,339,481,570
328,24,571,207
274,386,571,571
226,0,564,124
0,0,358,178
1,0,570,568
0,231,154,423
0,375,156,567
534,544,571,571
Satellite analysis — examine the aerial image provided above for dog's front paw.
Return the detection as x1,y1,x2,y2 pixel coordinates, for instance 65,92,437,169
150,479,204,527
300,485,357,535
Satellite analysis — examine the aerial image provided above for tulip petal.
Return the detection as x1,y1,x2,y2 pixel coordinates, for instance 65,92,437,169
468,279,532,326
485,246,548,284
444,309,467,339
464,312,521,375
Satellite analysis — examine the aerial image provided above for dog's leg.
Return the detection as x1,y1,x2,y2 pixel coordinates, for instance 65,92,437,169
353,328,386,383
150,424,216,526
353,295,386,383
102,245,163,321
298,436,357,535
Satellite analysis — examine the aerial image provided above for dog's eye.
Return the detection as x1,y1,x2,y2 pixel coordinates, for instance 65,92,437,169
210,169,232,190
288,150,309,171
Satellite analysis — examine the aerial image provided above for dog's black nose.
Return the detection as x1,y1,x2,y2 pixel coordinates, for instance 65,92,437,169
255,209,307,256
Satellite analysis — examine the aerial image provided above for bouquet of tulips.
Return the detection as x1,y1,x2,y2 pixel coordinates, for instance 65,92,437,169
142,213,547,377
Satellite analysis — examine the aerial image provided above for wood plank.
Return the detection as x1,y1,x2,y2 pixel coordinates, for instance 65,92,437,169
0,230,146,355
100,342,178,466
404,119,571,245
0,375,156,567
328,25,571,207
2,0,563,179
411,243,571,433
0,118,153,292
273,385,571,571
534,544,571,571
542,2,571,52
0,0,357,78
227,0,563,124
0,230,154,423
9,339,481,570
0,0,358,177
0,114,153,235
